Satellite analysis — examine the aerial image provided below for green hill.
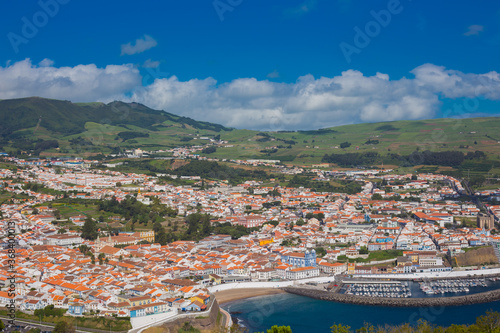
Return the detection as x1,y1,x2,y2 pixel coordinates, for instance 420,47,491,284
1,97,500,175
0,97,232,155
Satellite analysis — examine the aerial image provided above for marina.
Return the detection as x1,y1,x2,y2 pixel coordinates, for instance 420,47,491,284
344,281,412,298
340,277,500,299
419,278,487,295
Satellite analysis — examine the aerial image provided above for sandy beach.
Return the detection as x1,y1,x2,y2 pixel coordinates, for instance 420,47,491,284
214,288,286,304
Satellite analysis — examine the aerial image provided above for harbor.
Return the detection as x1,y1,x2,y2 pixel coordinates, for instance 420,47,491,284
339,277,500,299
419,278,488,295
343,281,412,298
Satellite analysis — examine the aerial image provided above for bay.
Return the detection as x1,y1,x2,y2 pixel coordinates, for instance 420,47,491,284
223,293,500,333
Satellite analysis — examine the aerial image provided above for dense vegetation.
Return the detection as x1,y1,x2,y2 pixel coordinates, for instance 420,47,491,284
97,196,177,225
322,152,380,167
109,159,279,185
172,160,275,185
322,150,490,168
201,146,217,154
117,131,150,141
152,213,259,245
288,175,362,194
34,305,65,318
81,216,99,240
183,213,258,241
23,182,64,195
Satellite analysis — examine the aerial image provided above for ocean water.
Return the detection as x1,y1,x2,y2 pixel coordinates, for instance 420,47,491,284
223,293,500,333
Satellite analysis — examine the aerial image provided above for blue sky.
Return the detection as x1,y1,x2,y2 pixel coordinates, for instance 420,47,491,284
1,0,500,130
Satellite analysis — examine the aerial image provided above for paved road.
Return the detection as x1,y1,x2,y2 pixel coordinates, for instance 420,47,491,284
219,307,233,328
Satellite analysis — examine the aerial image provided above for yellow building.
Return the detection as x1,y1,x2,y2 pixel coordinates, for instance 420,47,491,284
209,274,222,285
259,238,274,246
347,263,356,275
133,230,155,243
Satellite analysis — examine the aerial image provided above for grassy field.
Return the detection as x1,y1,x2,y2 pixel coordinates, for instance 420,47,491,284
0,161,17,171
455,216,478,228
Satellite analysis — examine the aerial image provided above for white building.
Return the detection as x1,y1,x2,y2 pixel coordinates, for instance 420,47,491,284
285,266,320,280
45,234,83,246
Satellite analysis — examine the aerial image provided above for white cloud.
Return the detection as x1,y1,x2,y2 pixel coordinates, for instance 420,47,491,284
143,59,160,68
464,25,484,36
412,63,500,99
39,58,54,67
121,35,158,56
126,70,439,130
0,59,141,102
2,60,500,130
267,70,280,79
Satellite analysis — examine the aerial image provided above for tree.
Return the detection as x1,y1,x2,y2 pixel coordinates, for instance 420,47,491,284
315,247,326,257
98,253,106,265
81,216,98,240
0,320,5,331
475,310,500,333
57,228,66,234
153,221,163,234
330,323,351,333
53,320,75,333
340,141,351,149
371,193,383,200
256,326,292,333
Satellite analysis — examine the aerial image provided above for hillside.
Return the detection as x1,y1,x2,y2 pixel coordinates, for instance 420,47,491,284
213,118,500,165
455,247,499,267
1,97,500,175
0,97,232,155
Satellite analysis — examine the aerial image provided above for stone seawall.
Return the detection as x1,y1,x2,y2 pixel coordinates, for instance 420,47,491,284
283,287,500,307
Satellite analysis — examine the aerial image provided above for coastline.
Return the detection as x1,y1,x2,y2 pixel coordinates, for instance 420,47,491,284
214,288,286,305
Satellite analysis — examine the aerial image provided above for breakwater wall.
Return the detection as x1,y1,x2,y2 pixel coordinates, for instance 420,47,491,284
283,287,500,307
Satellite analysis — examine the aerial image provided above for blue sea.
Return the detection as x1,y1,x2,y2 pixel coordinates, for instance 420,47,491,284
223,293,500,333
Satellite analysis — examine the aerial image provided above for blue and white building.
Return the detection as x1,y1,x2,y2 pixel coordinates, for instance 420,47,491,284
281,250,317,267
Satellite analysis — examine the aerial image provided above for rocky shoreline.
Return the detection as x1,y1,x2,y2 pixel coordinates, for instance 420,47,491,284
283,287,500,307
